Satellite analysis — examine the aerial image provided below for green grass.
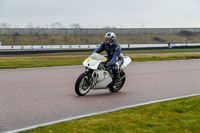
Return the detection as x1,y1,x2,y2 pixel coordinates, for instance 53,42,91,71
124,48,200,53
20,96,200,133
1,52,200,69
0,55,88,69
129,54,200,62
46,48,200,55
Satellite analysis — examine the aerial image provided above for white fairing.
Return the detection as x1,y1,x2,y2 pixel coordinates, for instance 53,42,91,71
83,53,131,89
83,53,106,70
83,53,112,89
121,56,132,70
93,70,112,89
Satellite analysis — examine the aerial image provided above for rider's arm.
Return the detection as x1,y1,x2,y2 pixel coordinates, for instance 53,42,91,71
93,42,105,53
108,46,121,66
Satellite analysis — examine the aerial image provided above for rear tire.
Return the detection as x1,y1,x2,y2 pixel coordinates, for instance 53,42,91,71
75,73,91,96
109,71,126,92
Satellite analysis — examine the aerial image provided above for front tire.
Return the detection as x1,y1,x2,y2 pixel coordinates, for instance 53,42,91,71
75,73,92,96
109,71,126,92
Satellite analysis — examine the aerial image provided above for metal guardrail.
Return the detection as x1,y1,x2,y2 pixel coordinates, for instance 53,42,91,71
0,43,200,55
0,43,200,50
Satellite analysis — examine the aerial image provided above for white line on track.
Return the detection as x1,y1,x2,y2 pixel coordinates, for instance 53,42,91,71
6,93,200,133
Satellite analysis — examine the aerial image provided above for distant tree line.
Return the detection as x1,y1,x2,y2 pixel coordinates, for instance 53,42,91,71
0,22,116,29
0,22,83,28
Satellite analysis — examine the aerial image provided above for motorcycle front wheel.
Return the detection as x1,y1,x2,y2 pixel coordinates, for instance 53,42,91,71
75,73,92,96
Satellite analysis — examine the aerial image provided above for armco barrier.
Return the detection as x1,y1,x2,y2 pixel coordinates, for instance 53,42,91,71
1,43,200,50
0,44,170,50
1,43,200,55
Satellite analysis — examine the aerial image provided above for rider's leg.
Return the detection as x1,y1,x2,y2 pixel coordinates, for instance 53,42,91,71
112,59,123,88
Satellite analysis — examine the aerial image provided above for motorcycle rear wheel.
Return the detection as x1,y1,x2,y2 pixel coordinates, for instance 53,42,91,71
75,73,92,96
109,70,126,92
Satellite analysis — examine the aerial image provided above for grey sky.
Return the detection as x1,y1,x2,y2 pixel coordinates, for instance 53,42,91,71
0,0,200,28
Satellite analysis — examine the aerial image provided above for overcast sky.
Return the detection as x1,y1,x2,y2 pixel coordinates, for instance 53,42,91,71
0,0,200,28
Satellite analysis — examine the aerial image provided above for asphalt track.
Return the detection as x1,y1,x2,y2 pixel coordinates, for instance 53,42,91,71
1,60,200,133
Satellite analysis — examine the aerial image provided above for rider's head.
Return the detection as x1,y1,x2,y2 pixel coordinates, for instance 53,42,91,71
105,32,116,46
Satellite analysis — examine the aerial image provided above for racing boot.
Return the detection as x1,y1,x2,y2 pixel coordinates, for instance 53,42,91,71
113,72,120,89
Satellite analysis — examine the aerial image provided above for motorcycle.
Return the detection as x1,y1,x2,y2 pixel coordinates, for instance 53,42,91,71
75,53,131,96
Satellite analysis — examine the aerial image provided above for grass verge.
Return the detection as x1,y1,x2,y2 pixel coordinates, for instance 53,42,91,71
20,96,200,133
1,53,200,69
41,48,200,55
0,55,87,69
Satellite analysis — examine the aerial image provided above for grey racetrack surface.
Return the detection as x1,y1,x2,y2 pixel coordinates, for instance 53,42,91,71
1,60,200,132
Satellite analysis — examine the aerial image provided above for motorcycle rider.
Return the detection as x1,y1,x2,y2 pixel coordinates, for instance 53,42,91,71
94,32,124,88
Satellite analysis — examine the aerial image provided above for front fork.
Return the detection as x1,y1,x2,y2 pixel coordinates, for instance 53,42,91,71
84,68,96,88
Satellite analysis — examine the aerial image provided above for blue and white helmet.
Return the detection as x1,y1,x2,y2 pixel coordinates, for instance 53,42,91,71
105,32,116,46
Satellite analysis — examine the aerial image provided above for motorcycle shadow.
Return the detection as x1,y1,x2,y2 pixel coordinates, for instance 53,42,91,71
75,90,127,98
